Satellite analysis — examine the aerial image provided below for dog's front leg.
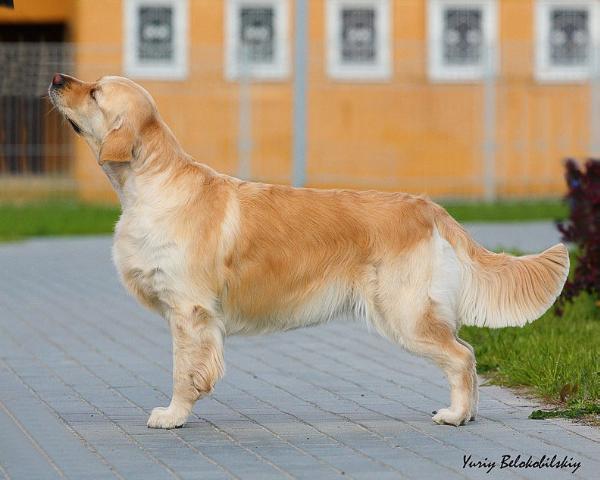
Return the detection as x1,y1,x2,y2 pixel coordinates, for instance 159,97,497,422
148,307,225,429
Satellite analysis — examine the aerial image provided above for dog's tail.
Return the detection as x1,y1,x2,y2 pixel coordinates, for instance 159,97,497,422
435,210,569,328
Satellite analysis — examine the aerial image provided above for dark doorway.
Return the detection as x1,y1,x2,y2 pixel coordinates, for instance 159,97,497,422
0,23,72,175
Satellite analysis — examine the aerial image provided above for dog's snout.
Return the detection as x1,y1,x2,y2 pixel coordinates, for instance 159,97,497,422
51,73,67,88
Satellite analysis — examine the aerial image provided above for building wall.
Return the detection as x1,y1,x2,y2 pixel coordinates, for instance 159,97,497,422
308,0,486,196
3,0,590,201
0,0,74,24
307,0,588,197
71,0,293,202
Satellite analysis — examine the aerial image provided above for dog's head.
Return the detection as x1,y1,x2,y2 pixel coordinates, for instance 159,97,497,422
48,73,157,165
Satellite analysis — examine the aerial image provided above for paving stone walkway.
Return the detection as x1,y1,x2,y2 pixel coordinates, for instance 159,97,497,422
0,231,597,479
463,221,563,253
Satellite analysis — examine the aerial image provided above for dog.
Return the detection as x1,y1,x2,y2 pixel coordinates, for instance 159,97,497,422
49,73,569,429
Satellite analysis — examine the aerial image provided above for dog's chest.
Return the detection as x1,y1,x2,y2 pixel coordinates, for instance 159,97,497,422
113,215,187,312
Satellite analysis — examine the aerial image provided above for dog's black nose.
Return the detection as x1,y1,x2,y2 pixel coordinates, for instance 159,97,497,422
51,73,66,88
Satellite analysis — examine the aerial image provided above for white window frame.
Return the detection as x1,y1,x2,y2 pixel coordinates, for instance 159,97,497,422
326,0,392,81
428,0,498,82
123,0,188,80
225,0,290,81
535,0,600,83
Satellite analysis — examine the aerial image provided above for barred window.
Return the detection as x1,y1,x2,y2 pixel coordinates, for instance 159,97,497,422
240,7,275,63
535,1,598,82
124,0,188,80
326,0,391,81
428,0,497,82
443,9,482,65
225,0,290,80
341,8,376,63
550,9,589,66
138,7,173,61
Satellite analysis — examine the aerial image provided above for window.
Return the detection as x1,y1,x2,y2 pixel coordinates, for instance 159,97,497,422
225,0,290,80
535,1,600,82
326,0,392,81
124,0,188,80
428,0,498,82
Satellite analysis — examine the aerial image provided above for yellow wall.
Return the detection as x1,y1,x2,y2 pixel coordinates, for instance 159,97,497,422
308,0,486,196
5,0,589,200
0,0,74,24
71,0,292,201
307,0,587,197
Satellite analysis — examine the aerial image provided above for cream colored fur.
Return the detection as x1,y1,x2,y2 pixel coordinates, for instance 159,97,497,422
434,216,570,328
49,75,570,429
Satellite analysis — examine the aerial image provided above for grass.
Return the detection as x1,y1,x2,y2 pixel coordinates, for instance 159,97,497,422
0,199,120,241
529,404,600,420
442,199,567,222
460,293,600,422
0,198,566,241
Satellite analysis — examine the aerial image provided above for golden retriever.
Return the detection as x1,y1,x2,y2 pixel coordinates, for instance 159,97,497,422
49,73,569,429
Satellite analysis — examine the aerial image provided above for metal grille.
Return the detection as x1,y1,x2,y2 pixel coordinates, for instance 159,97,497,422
0,42,72,176
138,6,174,61
550,9,589,66
341,8,376,63
239,7,275,63
443,8,482,65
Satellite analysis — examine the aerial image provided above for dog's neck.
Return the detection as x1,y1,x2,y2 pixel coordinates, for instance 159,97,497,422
100,121,212,210
101,161,131,206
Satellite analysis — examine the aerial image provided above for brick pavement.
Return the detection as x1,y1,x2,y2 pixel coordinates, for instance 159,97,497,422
463,222,562,253
0,235,597,479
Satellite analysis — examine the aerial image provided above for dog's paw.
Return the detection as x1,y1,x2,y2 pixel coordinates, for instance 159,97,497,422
147,406,188,429
469,407,478,422
432,408,469,426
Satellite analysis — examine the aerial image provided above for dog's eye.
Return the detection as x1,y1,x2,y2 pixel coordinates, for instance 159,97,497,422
90,89,96,101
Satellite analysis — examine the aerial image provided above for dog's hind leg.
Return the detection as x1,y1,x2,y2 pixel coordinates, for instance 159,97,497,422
402,304,476,426
376,298,477,427
456,336,479,421
147,306,224,429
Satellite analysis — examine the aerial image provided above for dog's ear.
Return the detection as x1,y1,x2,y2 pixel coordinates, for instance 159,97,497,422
99,117,136,165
